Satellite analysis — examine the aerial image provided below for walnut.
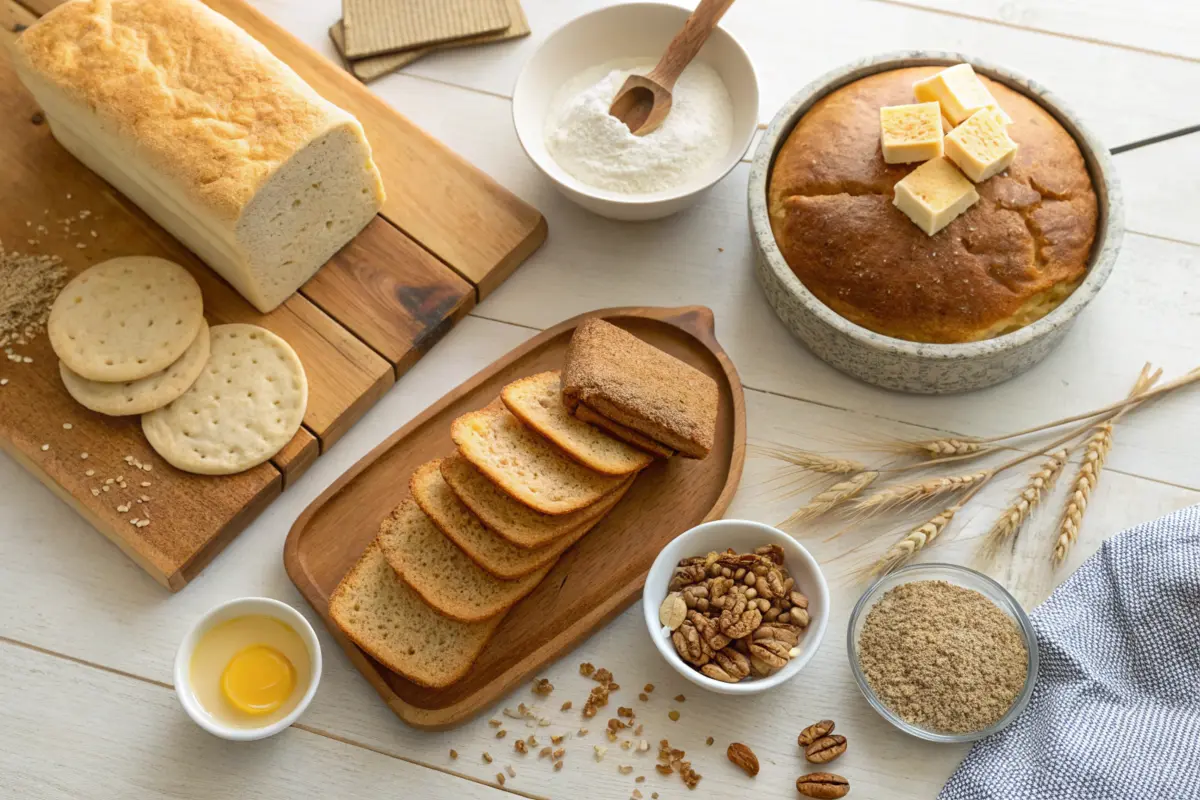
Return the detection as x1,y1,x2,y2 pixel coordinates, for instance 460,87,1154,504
671,619,713,666
700,648,751,682
668,564,707,591
681,584,708,608
689,610,731,651
718,590,763,638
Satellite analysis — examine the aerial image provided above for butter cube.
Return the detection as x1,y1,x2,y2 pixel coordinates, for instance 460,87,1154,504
944,108,1019,182
880,102,944,164
893,157,979,236
913,64,1012,127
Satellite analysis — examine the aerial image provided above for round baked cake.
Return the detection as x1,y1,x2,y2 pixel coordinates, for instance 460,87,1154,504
768,67,1098,344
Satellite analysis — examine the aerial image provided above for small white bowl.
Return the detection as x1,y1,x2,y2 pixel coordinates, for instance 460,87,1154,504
512,2,759,221
174,597,322,741
643,519,830,694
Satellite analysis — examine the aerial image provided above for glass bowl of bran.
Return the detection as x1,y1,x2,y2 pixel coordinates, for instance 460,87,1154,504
846,563,1039,743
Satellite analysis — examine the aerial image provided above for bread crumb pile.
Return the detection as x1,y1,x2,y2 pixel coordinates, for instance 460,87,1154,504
857,579,1028,733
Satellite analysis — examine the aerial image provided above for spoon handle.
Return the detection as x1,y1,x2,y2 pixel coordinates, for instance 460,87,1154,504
647,0,738,90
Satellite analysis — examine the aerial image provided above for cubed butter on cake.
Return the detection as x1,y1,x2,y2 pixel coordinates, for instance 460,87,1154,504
893,157,979,236
944,108,1020,182
880,102,944,164
913,64,1013,127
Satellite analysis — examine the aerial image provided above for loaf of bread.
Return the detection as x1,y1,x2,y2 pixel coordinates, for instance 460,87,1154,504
13,0,386,313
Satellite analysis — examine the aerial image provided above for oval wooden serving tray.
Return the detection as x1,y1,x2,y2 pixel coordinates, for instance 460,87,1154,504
284,306,746,729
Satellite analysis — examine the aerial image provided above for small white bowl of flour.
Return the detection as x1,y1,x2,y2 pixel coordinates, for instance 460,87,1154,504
513,3,758,221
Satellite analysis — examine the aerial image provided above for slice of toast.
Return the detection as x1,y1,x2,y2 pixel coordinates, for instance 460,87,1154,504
440,454,633,549
412,459,611,579
329,540,500,688
562,318,718,459
377,499,551,622
574,402,675,459
501,371,652,476
451,405,623,514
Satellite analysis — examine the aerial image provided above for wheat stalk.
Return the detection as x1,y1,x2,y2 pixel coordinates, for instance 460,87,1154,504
870,504,963,577
979,448,1069,561
780,471,878,529
751,445,864,475
1051,366,1160,565
851,469,992,516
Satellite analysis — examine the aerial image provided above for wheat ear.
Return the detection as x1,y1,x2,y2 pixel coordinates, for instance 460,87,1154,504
751,445,865,475
780,471,878,529
870,504,963,578
1051,366,1160,565
979,449,1069,560
851,469,992,516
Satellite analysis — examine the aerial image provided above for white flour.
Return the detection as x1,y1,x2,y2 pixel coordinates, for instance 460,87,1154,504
544,58,734,195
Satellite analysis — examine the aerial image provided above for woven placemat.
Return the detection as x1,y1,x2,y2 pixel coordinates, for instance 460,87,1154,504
342,0,511,59
330,0,529,83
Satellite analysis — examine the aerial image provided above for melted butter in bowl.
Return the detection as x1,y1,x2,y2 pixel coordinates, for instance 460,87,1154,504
176,598,321,740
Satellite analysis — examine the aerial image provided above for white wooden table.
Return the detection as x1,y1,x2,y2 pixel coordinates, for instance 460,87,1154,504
3,1,1199,798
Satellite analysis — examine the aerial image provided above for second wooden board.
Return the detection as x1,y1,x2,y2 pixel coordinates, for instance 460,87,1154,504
285,306,746,728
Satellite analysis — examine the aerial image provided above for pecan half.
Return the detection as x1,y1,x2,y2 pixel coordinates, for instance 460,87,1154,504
797,720,835,748
805,735,847,764
671,619,712,666
681,584,709,608
754,623,802,648
748,638,791,669
700,648,750,683
690,610,732,652
749,655,776,677
669,564,707,591
796,772,850,799
726,742,759,777
754,544,785,565
659,593,687,630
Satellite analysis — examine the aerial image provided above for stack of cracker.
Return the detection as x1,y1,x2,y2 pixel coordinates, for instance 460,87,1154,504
49,256,308,476
330,319,719,688
330,0,530,84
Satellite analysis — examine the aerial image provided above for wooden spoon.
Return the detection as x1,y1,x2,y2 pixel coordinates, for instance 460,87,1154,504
608,0,738,136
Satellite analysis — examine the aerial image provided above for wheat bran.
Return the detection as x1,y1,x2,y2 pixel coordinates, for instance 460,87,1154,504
0,242,67,350
857,579,1027,733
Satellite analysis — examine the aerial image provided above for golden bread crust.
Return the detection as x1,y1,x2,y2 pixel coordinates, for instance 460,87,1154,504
768,67,1098,343
15,0,359,222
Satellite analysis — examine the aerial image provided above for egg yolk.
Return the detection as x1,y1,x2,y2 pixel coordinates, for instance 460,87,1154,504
220,645,296,716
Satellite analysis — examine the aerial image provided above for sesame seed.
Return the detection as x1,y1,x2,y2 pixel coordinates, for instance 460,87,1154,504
80,452,88,459
101,486,110,492
85,469,94,477
62,423,73,430
90,488,100,497
143,465,153,471
22,357,32,363
137,520,149,528
140,481,151,487
40,444,49,451
75,243,86,250
0,379,7,386
129,518,139,525
140,495,150,502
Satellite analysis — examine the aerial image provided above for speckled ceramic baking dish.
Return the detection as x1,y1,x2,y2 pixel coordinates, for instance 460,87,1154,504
748,52,1123,394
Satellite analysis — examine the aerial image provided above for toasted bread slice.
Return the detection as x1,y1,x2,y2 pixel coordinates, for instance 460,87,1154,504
451,405,623,514
329,540,500,688
501,371,652,476
574,402,675,459
440,454,633,549
562,318,718,458
412,459,616,579
377,499,550,622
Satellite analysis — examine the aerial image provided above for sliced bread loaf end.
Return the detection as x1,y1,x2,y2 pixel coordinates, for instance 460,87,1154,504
329,540,500,688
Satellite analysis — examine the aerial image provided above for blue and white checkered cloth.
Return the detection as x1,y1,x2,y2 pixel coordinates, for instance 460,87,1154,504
941,504,1200,800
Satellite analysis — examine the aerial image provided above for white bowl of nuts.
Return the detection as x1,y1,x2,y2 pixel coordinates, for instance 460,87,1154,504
643,519,830,694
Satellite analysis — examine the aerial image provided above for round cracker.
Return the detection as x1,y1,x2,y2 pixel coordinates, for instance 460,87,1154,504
60,320,211,416
49,256,204,382
141,324,307,475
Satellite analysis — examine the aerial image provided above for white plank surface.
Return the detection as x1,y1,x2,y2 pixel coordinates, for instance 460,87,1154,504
4,1,1200,798
889,0,1200,60
0,641,512,800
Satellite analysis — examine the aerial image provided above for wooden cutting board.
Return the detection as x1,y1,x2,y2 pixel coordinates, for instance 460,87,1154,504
0,0,546,591
285,306,746,729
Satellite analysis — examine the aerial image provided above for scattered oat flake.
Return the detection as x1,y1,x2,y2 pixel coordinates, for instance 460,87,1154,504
594,746,607,761
668,711,680,721
619,765,633,775
505,765,515,778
